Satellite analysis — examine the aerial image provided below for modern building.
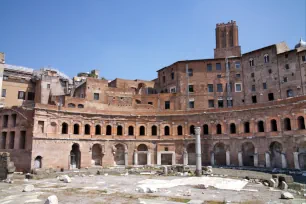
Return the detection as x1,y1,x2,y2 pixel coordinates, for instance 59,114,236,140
1,21,306,172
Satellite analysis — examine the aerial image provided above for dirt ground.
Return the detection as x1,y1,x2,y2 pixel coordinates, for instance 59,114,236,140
0,174,305,204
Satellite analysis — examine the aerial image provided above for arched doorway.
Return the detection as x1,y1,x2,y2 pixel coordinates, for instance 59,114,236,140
269,141,282,168
92,144,103,166
242,142,255,166
34,156,42,169
115,144,125,165
70,143,81,169
137,144,148,165
298,141,306,170
187,143,196,165
214,143,226,166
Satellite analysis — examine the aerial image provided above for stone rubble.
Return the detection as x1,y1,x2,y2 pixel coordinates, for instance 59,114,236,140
44,195,58,204
23,184,35,192
280,192,294,199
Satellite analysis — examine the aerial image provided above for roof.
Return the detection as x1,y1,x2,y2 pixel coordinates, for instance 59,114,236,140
5,64,34,74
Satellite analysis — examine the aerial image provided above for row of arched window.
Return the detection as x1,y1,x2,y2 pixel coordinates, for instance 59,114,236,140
67,103,84,108
60,116,306,136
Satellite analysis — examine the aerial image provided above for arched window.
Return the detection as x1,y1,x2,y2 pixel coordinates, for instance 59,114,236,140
249,58,254,67
230,123,236,134
68,103,76,108
139,126,145,136
216,124,222,134
244,122,250,133
164,126,170,136
190,125,195,135
117,125,123,136
84,124,90,135
95,125,101,135
264,54,269,63
177,125,183,135
298,116,305,129
203,124,209,135
271,119,278,131
128,126,134,136
106,125,112,135
284,118,291,131
78,104,84,108
151,125,157,136
62,122,68,134
258,121,264,132
287,89,294,97
73,124,80,134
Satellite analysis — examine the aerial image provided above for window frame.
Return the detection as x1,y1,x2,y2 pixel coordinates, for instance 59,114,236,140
235,83,242,92
18,91,25,100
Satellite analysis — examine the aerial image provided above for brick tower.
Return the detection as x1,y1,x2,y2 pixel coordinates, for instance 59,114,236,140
214,20,241,58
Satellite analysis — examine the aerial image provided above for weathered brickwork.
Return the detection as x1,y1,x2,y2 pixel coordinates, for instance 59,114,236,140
0,21,306,172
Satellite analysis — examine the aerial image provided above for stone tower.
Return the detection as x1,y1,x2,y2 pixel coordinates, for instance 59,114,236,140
214,20,241,58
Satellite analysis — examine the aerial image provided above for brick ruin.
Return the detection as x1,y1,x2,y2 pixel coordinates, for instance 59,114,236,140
0,21,306,172
0,152,16,180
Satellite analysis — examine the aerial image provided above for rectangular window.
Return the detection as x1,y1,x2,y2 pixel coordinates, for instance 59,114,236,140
18,91,25,100
235,83,242,92
9,132,15,149
263,83,267,89
251,73,254,78
188,85,194,93
94,93,99,100
302,56,306,62
283,77,288,83
217,84,223,92
208,100,214,108
27,92,35,100
188,68,193,77
162,76,166,83
208,84,214,92
170,87,176,93
148,102,153,105
171,72,174,80
165,101,170,109
1,132,6,149
218,99,224,108
216,63,221,71
285,64,289,69
12,114,17,127
235,62,241,69
268,93,274,101
1,89,6,97
189,101,194,109
236,74,240,78
3,115,8,128
252,95,257,103
227,99,233,107
47,84,51,89
252,85,256,92
285,53,288,58
207,64,212,72
217,74,222,78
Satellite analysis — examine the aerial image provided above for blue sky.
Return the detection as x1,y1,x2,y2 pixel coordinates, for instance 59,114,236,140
1,0,305,80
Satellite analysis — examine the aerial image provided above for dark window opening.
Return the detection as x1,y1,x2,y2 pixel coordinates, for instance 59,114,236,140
95,125,101,135
258,121,264,132
208,100,214,108
3,115,8,128
298,116,305,129
244,122,250,133
62,123,68,134
18,91,25,100
20,131,26,149
271,120,278,132
106,125,112,135
9,132,15,149
12,114,17,127
189,101,194,109
117,125,123,135
216,63,221,70
284,118,291,131
189,85,194,92
171,72,174,80
190,125,195,135
1,132,7,149
84,124,90,135
164,126,170,135
140,126,145,136
165,101,170,109
230,123,236,134
252,95,257,103
287,89,293,97
218,100,224,108
217,84,223,92
151,125,157,136
188,68,193,76
285,64,289,69
207,64,212,72
94,93,99,100
208,84,214,92
177,125,183,135
268,93,274,101
128,126,134,136
27,92,35,100
73,124,80,134
203,124,209,135
216,124,222,134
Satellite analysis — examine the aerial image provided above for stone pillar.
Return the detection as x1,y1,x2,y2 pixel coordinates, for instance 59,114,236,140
226,150,230,166
265,152,271,168
238,151,243,166
147,151,151,165
183,149,188,165
210,152,215,166
134,150,138,165
195,127,202,176
157,152,161,165
124,151,128,166
254,153,258,167
293,152,300,169
281,153,287,168
172,152,176,165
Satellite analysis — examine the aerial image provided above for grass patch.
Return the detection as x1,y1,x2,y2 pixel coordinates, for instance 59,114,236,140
168,197,190,203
